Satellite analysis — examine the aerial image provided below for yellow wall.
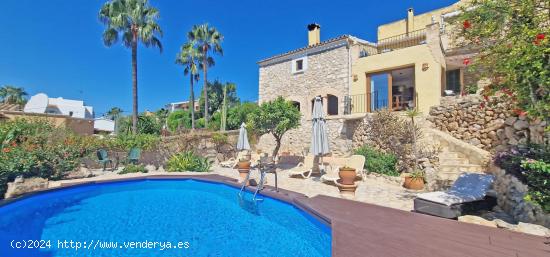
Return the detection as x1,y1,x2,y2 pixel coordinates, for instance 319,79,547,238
351,45,443,113
377,0,469,39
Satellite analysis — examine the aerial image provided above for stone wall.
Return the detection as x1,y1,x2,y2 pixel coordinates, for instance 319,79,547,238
256,118,356,157
257,44,353,156
493,168,550,228
427,95,549,152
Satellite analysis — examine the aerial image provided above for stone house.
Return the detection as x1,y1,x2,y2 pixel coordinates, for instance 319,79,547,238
257,0,483,155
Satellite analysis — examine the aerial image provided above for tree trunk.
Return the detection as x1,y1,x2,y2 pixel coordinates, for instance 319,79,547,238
272,136,281,158
203,46,209,128
131,33,138,134
190,75,195,130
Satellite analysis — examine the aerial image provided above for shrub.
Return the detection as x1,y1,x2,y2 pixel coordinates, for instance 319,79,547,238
362,109,419,172
355,146,398,177
0,119,89,198
117,114,163,135
119,164,148,174
167,110,191,132
521,159,550,213
227,102,258,130
211,132,228,152
166,151,212,172
109,133,159,151
494,144,550,182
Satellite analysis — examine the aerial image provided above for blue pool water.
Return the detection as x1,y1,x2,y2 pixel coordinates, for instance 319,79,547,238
0,179,331,257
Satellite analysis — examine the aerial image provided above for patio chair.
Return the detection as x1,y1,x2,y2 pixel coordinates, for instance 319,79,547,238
320,155,365,183
96,149,114,171
126,148,141,165
413,173,496,219
288,155,315,178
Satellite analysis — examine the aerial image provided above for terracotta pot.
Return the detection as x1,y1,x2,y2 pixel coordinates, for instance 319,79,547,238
237,161,251,170
403,176,425,190
237,162,251,186
338,167,356,185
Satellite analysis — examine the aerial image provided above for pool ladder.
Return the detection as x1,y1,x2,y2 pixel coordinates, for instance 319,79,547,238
238,168,266,201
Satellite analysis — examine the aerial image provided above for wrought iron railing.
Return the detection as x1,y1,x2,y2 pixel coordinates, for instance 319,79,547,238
359,29,427,57
343,92,388,115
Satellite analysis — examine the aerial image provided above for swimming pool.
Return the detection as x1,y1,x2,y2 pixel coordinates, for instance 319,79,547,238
0,179,331,257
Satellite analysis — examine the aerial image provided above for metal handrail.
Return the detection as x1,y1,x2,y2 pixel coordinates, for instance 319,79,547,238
344,92,388,114
360,29,427,57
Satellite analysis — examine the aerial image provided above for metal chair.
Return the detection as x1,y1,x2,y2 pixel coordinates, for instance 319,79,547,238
96,149,114,171
126,148,141,165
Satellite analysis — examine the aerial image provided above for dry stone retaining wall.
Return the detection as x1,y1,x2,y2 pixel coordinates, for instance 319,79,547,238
428,95,548,152
493,168,550,228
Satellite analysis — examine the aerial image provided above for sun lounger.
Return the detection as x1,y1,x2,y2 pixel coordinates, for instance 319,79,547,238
414,173,496,219
219,151,247,168
288,155,315,178
320,155,365,183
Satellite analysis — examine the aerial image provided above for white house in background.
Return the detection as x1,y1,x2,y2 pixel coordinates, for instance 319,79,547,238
93,117,115,134
24,93,94,119
165,100,200,113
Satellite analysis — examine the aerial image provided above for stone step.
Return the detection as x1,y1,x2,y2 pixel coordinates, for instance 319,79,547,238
439,157,470,165
438,170,485,181
439,164,485,173
438,151,461,159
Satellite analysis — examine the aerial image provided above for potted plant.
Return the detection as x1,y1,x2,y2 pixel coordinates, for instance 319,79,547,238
237,158,251,184
338,166,357,185
403,170,425,190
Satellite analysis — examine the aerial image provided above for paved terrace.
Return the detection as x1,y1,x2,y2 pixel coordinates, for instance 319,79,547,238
40,172,550,257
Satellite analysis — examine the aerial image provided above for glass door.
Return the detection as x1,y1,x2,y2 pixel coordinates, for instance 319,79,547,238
369,73,390,110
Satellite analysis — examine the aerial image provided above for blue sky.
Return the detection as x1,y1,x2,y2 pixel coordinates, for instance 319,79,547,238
0,0,457,117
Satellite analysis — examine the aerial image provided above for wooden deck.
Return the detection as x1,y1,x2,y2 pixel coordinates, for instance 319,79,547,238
296,195,549,257
6,174,549,257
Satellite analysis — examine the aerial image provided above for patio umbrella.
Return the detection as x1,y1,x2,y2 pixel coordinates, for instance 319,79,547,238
310,96,330,157
236,122,250,151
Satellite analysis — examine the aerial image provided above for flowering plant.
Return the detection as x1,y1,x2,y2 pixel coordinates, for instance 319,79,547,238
457,0,549,121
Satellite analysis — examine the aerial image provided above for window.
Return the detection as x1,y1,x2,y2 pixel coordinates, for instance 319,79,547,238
327,95,338,115
445,69,461,95
296,60,303,71
292,57,307,74
291,101,300,111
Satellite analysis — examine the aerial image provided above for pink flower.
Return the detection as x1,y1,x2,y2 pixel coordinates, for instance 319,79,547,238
463,58,471,65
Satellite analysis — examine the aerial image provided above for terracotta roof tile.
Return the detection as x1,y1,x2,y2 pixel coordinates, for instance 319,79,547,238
258,35,351,64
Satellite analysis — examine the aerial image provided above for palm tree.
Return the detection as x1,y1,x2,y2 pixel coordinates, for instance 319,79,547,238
106,107,123,133
99,0,163,134
175,42,200,129
187,24,223,128
0,85,28,105
106,107,123,120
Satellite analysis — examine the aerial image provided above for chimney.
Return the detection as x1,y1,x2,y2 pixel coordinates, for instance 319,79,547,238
407,8,414,34
307,23,321,46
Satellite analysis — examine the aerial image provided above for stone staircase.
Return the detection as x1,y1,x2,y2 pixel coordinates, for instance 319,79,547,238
424,128,491,183
438,149,485,181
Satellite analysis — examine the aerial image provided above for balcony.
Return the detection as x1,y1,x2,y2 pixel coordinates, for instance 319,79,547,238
360,29,427,57
343,92,388,115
